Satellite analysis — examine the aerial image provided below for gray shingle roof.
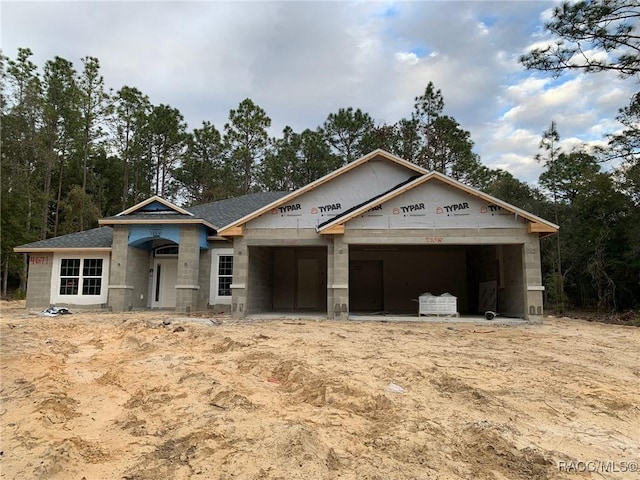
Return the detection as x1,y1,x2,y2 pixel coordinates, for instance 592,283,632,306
15,192,289,251
15,227,113,250
188,191,289,228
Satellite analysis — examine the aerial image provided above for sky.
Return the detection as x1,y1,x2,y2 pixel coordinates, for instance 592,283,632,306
2,0,636,185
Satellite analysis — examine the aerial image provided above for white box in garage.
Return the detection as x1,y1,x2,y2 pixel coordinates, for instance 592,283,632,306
419,292,458,317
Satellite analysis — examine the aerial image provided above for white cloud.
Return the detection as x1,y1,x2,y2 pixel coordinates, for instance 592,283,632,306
395,52,419,65
2,0,635,186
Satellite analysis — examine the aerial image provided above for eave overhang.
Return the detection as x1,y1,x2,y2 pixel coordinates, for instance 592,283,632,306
13,247,112,254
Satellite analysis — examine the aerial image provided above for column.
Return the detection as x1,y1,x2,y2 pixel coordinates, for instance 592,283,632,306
176,226,201,313
330,236,349,320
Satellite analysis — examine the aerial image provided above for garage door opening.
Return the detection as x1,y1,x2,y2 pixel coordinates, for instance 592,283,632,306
348,244,525,318
246,246,327,315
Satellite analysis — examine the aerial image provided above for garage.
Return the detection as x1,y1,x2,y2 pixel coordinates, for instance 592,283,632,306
219,150,557,323
348,244,525,318
245,246,328,315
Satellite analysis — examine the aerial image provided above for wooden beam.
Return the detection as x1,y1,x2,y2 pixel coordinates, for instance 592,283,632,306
528,222,557,234
320,224,345,235
220,225,245,237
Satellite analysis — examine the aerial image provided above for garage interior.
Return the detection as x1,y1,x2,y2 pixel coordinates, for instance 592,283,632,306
246,246,328,315
349,244,525,318
245,243,525,319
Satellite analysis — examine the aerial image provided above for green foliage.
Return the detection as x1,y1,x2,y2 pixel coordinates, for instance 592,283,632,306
171,121,233,204
398,81,483,182
522,0,640,311
148,104,187,199
321,107,375,163
259,127,341,191
224,98,271,195
544,272,570,312
57,185,101,235
110,86,153,208
482,170,545,214
540,152,600,203
520,0,640,77
1,47,639,311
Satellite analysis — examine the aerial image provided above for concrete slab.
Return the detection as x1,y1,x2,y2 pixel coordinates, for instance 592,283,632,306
242,312,529,325
348,313,528,325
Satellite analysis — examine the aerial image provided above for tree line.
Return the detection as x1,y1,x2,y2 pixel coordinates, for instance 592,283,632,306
1,0,639,313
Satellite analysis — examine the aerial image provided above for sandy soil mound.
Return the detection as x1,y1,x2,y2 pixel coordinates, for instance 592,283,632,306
1,302,638,479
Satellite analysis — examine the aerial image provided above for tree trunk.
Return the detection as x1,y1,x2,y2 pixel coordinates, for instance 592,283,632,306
41,155,53,240
122,125,130,209
21,254,28,293
53,154,64,237
2,258,8,298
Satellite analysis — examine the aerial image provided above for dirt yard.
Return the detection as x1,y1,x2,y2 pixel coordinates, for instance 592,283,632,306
1,301,638,480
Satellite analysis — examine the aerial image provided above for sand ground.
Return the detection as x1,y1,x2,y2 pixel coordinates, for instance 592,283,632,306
1,300,638,480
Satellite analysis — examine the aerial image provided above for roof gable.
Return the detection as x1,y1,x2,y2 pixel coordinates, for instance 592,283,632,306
318,171,558,236
218,149,426,236
117,196,193,217
99,195,219,229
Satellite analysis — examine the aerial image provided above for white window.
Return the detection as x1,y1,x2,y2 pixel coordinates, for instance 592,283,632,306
59,258,103,295
211,248,233,304
218,255,233,296
51,254,109,305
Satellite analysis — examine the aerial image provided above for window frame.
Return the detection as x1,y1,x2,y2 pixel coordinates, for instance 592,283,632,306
210,248,233,305
51,253,109,305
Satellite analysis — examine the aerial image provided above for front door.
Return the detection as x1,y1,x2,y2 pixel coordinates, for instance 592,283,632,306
152,258,178,308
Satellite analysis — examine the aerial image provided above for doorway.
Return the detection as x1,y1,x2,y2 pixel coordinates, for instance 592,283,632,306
249,246,327,314
152,258,178,308
349,260,384,312
297,258,320,309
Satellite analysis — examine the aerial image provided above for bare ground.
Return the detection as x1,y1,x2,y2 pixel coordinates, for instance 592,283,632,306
1,300,638,480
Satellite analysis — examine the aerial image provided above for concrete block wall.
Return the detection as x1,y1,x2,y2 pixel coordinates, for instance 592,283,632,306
524,235,544,323
232,230,330,319
176,226,201,313
108,226,134,312
228,225,546,323
231,237,248,318
108,226,150,311
331,236,349,320
127,246,150,309
326,242,334,317
246,246,273,314
197,247,212,311
25,253,54,310
341,227,541,322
